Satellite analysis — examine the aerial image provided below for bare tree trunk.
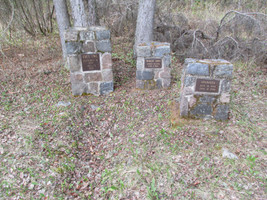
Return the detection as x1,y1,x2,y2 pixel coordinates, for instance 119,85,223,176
70,0,88,27
87,0,98,26
134,0,156,54
53,0,70,58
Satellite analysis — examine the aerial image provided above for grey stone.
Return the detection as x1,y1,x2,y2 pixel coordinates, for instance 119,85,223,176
66,42,81,54
163,55,171,67
184,58,197,65
221,79,231,92
214,65,233,78
143,80,156,90
87,82,99,95
82,41,95,52
102,70,113,82
215,104,229,120
136,57,144,70
222,148,238,159
96,40,112,52
100,82,113,95
156,79,162,89
72,83,87,96
180,96,189,117
184,76,196,87
136,80,145,89
95,30,110,40
56,101,71,107
136,46,151,57
64,30,78,41
199,95,216,103
79,31,95,41
70,73,83,84
186,63,209,76
68,55,81,72
136,70,154,80
190,103,212,117
84,72,102,82
102,53,112,69
153,46,170,57
162,78,171,88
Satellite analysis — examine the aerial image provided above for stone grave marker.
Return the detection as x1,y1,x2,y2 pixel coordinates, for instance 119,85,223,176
65,26,113,96
136,42,171,89
179,58,233,120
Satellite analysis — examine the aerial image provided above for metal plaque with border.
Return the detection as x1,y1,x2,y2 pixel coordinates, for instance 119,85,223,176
82,53,100,71
195,78,220,93
145,58,162,68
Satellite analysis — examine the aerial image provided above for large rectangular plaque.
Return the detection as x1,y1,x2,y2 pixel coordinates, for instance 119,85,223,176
82,54,100,71
195,78,220,93
145,58,162,68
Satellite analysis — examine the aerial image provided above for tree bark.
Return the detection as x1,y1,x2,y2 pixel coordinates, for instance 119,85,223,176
70,0,88,27
134,0,156,54
87,0,98,26
53,0,70,58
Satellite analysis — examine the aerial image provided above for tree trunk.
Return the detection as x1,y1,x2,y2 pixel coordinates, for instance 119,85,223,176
134,0,156,55
53,0,70,58
87,0,98,26
70,0,88,27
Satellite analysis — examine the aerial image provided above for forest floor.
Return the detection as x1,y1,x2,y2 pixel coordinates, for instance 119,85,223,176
0,35,266,200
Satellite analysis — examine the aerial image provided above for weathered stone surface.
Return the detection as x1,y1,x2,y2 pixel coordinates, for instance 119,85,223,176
143,80,156,90
82,41,95,52
221,79,231,92
215,104,229,120
136,46,151,57
180,96,189,117
66,42,81,54
184,58,196,65
159,67,171,79
95,30,110,40
190,104,212,117
188,96,197,108
156,79,162,89
184,76,196,87
136,57,144,70
136,70,154,80
153,46,170,57
214,65,233,78
79,31,95,41
100,82,113,95
163,55,171,67
84,72,102,82
70,73,83,83
65,30,78,41
87,82,99,95
220,93,231,103
72,83,87,96
102,70,113,82
162,78,171,88
199,95,216,103
102,53,112,69
96,40,112,52
186,63,209,76
136,80,145,89
68,55,81,72
184,87,194,95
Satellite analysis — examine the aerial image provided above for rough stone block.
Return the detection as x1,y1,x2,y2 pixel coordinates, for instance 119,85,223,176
153,45,171,57
70,73,83,83
102,53,112,69
143,80,156,90
180,96,189,117
186,63,209,76
136,57,144,70
163,55,171,67
100,82,113,95
215,104,229,120
82,41,95,52
84,72,103,82
162,78,171,88
184,87,194,95
64,30,78,41
214,65,233,78
159,67,171,79
95,30,110,40
87,82,99,95
136,46,151,57
136,80,145,89
72,83,87,96
156,79,162,89
102,70,113,82
66,42,81,54
79,31,95,41
96,40,112,52
68,55,81,72
190,104,212,118
184,58,197,65
184,76,196,87
136,70,154,80
199,95,216,103
221,80,231,92
220,93,231,103
188,96,197,108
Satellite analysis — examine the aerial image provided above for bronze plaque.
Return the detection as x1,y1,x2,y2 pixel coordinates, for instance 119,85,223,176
145,58,162,68
195,78,220,93
82,54,100,71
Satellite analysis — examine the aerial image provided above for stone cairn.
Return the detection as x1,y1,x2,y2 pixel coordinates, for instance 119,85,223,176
179,58,233,120
65,26,113,96
136,42,171,89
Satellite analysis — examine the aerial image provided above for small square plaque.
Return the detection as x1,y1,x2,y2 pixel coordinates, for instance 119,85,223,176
195,78,220,93
145,58,162,68
82,54,100,71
